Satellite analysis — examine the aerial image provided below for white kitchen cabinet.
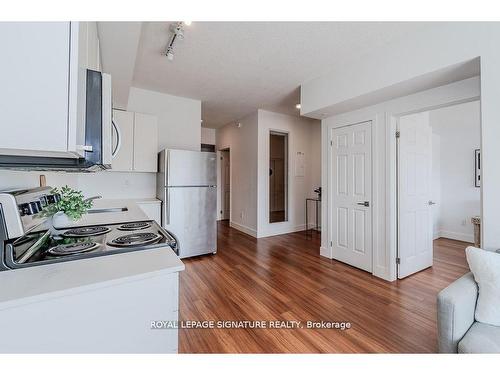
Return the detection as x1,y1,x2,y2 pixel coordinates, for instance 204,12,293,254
133,113,159,172
111,110,135,171
0,22,101,158
111,110,158,172
137,200,162,224
0,266,180,353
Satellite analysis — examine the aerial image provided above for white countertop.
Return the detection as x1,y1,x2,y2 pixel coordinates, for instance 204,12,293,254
134,197,161,204
0,198,184,311
0,246,184,310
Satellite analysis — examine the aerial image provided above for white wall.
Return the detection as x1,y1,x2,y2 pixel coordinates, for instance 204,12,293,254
430,100,481,243
301,22,500,251
0,170,155,199
201,128,216,145
127,87,201,152
216,112,259,236
256,110,321,237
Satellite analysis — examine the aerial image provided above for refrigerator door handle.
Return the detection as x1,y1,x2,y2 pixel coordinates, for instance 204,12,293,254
166,188,170,225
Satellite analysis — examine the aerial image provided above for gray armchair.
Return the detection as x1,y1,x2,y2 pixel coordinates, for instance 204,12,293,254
437,272,500,353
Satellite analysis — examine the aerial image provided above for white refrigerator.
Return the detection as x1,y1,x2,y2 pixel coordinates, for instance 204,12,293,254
156,149,217,258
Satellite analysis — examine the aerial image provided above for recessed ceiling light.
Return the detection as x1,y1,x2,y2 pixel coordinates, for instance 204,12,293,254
184,21,192,26
295,104,301,109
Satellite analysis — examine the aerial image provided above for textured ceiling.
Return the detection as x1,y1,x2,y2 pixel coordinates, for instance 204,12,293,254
131,22,432,128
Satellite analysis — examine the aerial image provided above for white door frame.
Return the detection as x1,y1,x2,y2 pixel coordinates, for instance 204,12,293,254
220,149,231,220
217,147,232,223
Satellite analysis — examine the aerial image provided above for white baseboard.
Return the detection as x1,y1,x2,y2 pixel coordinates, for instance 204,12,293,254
320,246,331,258
229,221,257,238
257,223,318,238
436,229,474,243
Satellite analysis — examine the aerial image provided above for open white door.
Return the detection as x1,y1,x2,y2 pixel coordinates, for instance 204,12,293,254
331,121,372,272
398,112,433,278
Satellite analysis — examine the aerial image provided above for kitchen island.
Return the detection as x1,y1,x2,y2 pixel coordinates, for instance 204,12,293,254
0,199,184,353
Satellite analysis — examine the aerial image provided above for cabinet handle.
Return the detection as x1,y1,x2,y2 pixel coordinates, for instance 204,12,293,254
112,120,121,157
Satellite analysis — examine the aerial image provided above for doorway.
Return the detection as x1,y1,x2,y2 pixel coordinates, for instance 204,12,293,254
397,101,481,278
331,121,373,272
269,131,288,223
220,149,230,221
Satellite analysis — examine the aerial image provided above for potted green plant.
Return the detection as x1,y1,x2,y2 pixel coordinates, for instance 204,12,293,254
39,186,94,228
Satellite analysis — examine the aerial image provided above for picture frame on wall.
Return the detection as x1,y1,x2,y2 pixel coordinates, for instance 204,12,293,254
475,149,481,187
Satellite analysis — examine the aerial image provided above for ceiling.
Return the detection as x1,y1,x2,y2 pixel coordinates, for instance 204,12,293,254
115,22,436,128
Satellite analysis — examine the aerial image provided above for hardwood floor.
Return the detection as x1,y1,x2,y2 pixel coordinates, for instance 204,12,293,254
179,222,470,353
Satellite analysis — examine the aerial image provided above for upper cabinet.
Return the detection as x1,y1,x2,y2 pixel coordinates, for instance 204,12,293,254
111,110,158,173
0,22,101,158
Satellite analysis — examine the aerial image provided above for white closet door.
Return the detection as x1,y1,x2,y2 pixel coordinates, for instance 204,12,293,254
398,112,433,279
331,121,373,272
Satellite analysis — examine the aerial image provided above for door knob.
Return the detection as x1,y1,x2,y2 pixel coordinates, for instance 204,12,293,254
428,201,436,205
357,201,370,207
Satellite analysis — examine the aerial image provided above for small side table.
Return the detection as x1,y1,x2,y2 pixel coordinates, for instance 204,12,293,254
305,198,321,237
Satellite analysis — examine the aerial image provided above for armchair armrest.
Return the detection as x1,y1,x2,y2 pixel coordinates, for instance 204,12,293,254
437,272,478,353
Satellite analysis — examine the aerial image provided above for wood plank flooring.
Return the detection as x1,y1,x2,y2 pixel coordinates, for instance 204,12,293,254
179,222,470,353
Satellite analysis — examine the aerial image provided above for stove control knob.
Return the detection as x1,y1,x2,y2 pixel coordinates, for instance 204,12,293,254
39,195,48,207
46,194,60,204
28,201,42,215
18,203,30,216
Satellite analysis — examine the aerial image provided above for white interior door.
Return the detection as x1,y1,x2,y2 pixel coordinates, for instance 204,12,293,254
331,121,372,272
398,112,433,278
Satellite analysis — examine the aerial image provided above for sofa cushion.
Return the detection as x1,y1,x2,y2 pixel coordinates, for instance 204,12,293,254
465,247,500,326
458,322,500,353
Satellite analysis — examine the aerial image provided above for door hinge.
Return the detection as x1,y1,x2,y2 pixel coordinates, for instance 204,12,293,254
330,140,333,146
395,131,400,139
220,210,223,214
396,257,401,265
220,156,223,160
330,241,333,247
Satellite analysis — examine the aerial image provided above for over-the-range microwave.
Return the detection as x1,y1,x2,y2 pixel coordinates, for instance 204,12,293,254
0,70,113,172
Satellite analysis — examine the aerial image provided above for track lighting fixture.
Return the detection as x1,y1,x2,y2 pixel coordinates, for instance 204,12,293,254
165,21,190,61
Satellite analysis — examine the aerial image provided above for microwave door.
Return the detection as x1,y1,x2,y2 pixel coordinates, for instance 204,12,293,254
100,73,112,168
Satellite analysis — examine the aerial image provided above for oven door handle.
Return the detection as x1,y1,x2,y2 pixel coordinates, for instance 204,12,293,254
17,230,51,263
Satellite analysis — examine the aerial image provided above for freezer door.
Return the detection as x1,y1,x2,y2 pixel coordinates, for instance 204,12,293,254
162,186,217,258
167,149,217,186
156,150,166,200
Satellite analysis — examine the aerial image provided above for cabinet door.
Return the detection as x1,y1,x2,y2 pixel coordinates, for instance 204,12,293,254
0,22,71,155
111,110,134,171
86,22,100,71
133,113,158,172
